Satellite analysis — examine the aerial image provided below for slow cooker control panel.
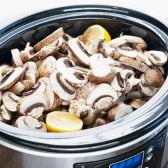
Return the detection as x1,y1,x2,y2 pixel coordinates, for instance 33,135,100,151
74,127,167,168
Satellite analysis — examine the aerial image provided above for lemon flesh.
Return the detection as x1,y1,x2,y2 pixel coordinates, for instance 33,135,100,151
46,111,83,132
81,24,111,46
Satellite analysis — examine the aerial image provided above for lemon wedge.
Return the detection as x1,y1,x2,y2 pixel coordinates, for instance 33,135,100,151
46,111,83,132
81,24,111,46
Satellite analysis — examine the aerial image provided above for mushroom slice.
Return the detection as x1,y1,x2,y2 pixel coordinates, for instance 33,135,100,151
0,67,23,90
38,56,57,77
89,65,115,84
15,116,47,132
69,99,96,126
129,99,146,109
147,50,167,66
11,49,23,67
34,27,64,51
18,94,48,115
107,102,133,121
56,57,75,71
139,74,158,97
144,68,164,88
9,82,25,95
108,35,147,50
28,107,44,119
62,68,88,87
39,77,60,111
2,92,20,112
50,70,76,101
86,83,118,111
68,38,90,66
93,118,107,127
119,56,149,72
0,105,12,121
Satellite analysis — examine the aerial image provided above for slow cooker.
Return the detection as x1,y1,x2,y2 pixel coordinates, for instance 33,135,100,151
0,5,168,168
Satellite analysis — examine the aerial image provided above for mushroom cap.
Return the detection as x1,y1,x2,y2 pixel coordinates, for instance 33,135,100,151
144,68,164,88
38,56,57,77
0,67,23,90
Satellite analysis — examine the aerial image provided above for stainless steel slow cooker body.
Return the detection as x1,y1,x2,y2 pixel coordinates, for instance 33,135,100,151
0,5,168,168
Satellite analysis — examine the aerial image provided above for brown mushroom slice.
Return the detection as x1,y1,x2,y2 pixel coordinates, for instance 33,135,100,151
129,99,146,109
139,74,158,97
119,56,149,72
92,118,107,127
34,27,64,51
88,65,115,84
68,38,90,66
147,50,167,66
9,82,25,95
50,70,76,101
144,68,164,88
0,67,23,90
15,116,47,132
18,94,48,115
107,103,133,121
11,49,23,67
39,77,60,111
2,92,20,112
69,99,96,126
108,35,147,50
0,105,12,121
38,56,57,78
86,83,118,111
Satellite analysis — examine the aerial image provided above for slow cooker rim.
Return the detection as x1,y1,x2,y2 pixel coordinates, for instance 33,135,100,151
0,5,168,146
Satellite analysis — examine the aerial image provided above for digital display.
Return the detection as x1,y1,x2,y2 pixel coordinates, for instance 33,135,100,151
110,152,144,168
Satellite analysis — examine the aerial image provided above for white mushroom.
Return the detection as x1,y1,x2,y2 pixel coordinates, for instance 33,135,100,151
18,94,49,115
11,48,23,67
86,83,118,112
15,116,47,132
68,38,90,66
34,27,65,51
50,70,76,101
38,56,57,77
2,92,20,112
0,67,23,90
56,57,75,70
0,105,12,121
107,102,133,121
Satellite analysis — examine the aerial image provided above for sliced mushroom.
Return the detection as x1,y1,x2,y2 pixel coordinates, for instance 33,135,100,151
144,68,164,88
86,83,118,112
2,92,20,112
11,48,23,67
92,118,107,127
0,67,23,90
88,65,115,84
38,56,57,77
147,50,167,66
34,27,64,51
50,70,76,101
129,99,146,109
56,57,75,70
107,102,133,121
119,56,149,72
0,105,12,121
108,35,147,50
20,42,34,62
69,99,96,126
61,68,88,87
9,82,25,95
28,107,44,119
39,77,60,111
139,74,158,97
68,38,90,66
18,94,49,115
15,116,47,132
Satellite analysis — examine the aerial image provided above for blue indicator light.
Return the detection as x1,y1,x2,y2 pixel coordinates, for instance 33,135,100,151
110,152,144,168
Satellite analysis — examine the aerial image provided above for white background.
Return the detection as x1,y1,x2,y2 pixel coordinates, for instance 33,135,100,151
0,0,167,28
